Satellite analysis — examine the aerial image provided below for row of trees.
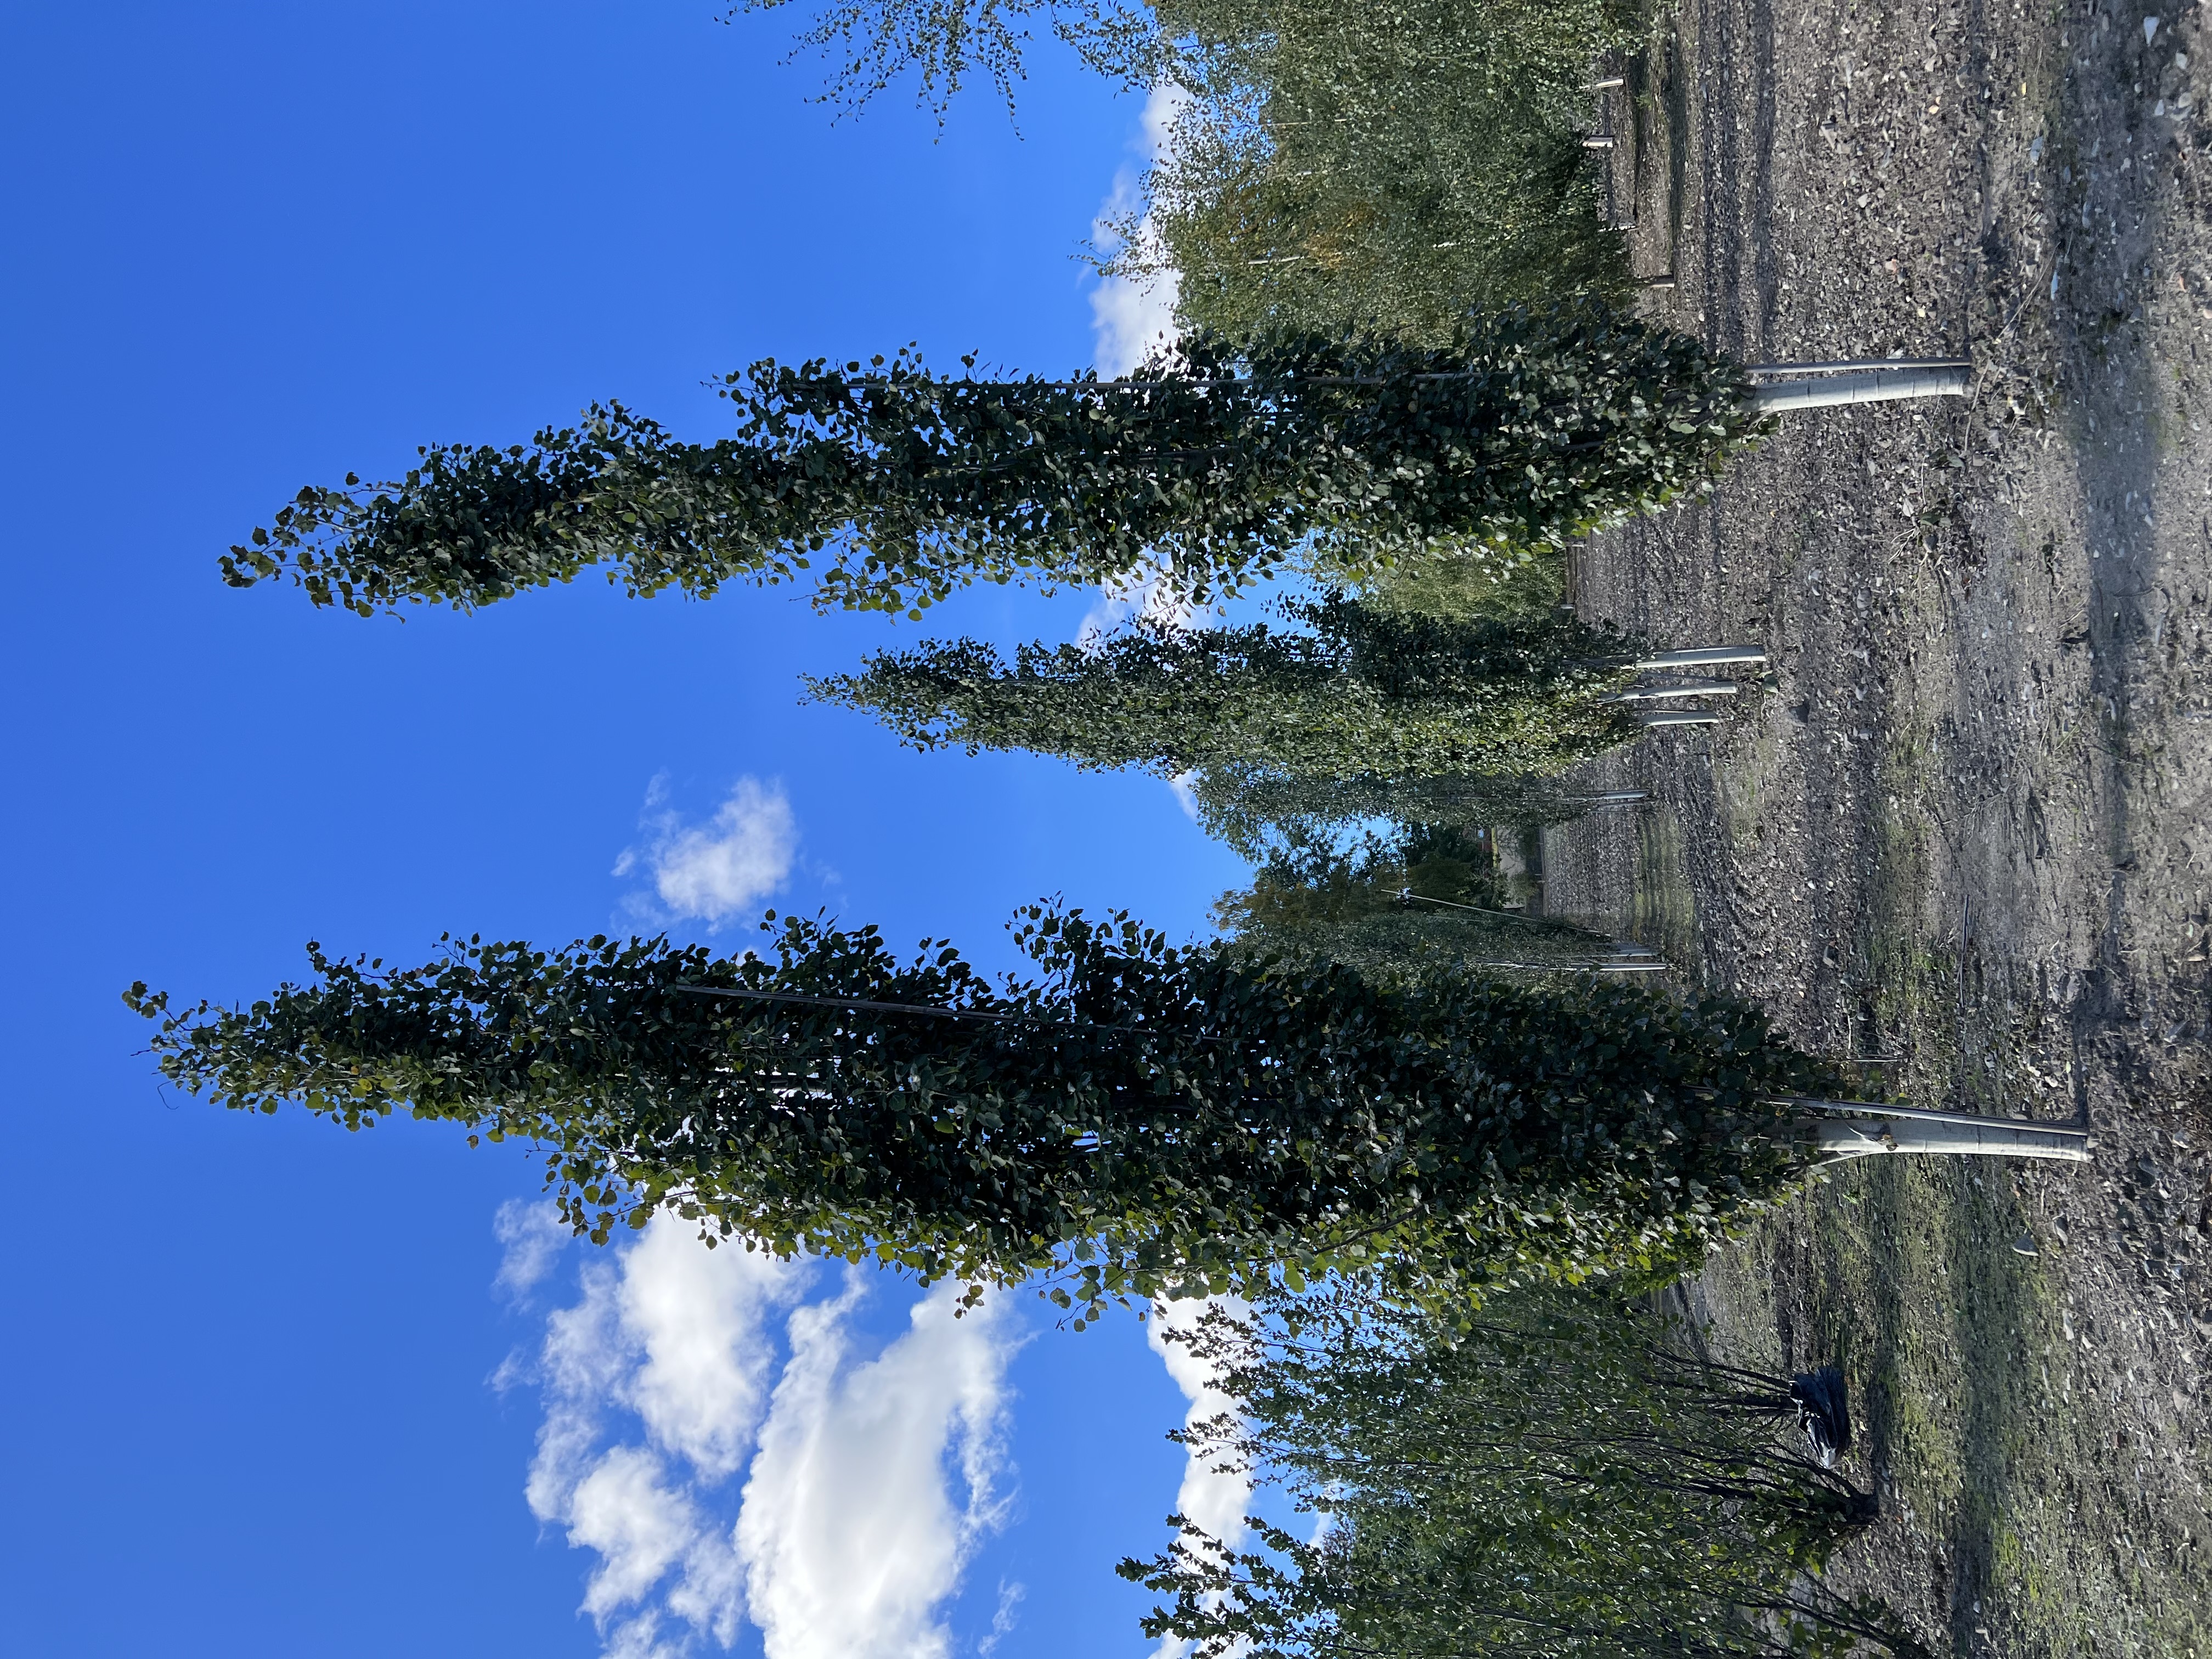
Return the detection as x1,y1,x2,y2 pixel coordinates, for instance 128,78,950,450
1123,1285,1928,1659
1209,822,1645,974
741,0,1642,340
219,307,1778,961
162,9,2003,1654
1108,0,1643,342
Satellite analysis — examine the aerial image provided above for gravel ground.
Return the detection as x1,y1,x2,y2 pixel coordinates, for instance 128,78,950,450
1547,0,2212,1651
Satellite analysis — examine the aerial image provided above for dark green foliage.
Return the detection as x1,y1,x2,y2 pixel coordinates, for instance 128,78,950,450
1119,1286,1929,1658
1190,762,1638,864
126,907,1849,1315
222,315,1759,619
809,597,1642,780
1215,824,1625,974
1113,0,1642,343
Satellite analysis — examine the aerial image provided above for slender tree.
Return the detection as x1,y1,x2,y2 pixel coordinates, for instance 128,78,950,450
1186,761,1645,864
126,906,1858,1319
1119,1284,1930,1659
1214,823,1635,974
807,598,1643,780
223,313,1760,619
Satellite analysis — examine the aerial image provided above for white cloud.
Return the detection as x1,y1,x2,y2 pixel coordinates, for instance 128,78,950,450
1147,1297,1250,1549
569,1447,714,1621
619,1223,796,1480
1147,1296,1251,1659
495,1198,573,1299
616,775,796,927
509,1223,1020,1659
737,1276,1018,1659
522,1222,805,1655
1090,83,1187,377
1080,88,1214,662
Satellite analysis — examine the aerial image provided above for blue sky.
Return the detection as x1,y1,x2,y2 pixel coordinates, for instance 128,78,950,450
0,4,1252,1654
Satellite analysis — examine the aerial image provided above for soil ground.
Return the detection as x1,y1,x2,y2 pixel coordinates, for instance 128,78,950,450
1547,0,2212,1651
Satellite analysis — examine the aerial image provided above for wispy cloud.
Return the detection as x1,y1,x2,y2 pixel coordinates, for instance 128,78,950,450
506,1219,1020,1659
496,1197,575,1300
1090,83,1187,377
978,1581,1025,1656
615,776,796,927
1166,773,1202,824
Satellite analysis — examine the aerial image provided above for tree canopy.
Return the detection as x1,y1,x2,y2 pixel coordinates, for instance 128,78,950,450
222,314,1758,620
1121,1285,1927,1658
808,597,1643,780
127,907,1850,1320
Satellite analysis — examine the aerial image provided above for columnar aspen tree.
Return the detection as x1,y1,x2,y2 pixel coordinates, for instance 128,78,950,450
222,315,1760,619
808,600,1644,781
126,909,2081,1321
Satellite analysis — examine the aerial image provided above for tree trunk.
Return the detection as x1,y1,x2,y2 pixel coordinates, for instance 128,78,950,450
1784,1098,2092,1165
1637,709,1720,727
1630,646,1767,669
1470,958,1670,973
1605,676,1739,702
1748,363,1971,414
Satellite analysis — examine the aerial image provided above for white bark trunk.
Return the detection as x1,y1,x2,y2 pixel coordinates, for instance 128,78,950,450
1748,364,1971,414
1781,1099,2092,1164
1631,646,1767,669
1810,1116,2091,1162
1470,959,1669,973
1605,676,1740,702
1638,709,1721,727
